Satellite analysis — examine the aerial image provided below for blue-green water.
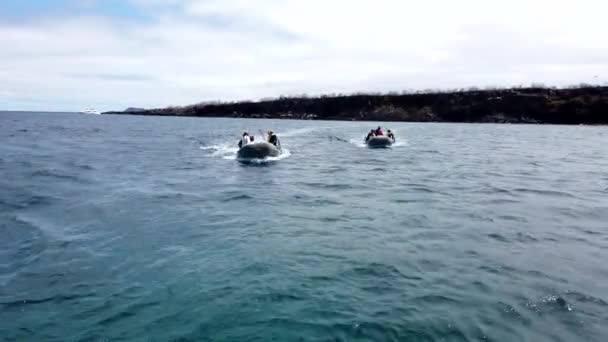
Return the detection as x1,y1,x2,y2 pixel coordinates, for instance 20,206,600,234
1,112,607,341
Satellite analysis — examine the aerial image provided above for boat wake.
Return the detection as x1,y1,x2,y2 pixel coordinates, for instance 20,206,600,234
392,140,408,147
199,143,239,159
279,127,329,138
349,139,368,148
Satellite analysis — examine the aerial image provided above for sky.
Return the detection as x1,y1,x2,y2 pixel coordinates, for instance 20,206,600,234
1,0,607,111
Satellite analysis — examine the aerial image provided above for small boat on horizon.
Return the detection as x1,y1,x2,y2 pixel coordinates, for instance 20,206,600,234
81,109,101,115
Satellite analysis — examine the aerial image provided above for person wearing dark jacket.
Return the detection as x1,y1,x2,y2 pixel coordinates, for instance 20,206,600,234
387,129,395,142
238,132,250,148
267,130,280,147
365,129,375,142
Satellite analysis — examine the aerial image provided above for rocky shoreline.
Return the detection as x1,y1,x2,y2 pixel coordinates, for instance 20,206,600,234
104,86,608,124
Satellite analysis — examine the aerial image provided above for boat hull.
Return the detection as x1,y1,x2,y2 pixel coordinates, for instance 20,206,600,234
237,142,280,159
366,136,393,148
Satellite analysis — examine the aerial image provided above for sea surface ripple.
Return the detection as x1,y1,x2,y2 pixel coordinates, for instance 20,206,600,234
1,112,607,341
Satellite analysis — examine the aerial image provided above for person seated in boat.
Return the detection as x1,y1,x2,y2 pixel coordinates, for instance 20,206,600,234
365,129,375,142
375,126,384,136
387,129,395,142
238,132,250,148
267,130,280,147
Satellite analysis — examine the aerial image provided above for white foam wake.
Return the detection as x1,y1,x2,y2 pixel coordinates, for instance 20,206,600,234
278,127,328,138
349,138,368,148
199,143,239,158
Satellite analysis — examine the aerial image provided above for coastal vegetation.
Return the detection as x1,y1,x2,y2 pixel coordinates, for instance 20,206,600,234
105,85,608,124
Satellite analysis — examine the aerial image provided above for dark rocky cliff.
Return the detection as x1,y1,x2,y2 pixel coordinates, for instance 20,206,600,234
105,86,608,124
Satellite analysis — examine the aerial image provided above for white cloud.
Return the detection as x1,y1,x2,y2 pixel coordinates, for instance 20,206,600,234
1,0,607,111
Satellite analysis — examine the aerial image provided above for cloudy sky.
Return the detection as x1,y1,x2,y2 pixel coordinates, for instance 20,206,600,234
1,0,607,111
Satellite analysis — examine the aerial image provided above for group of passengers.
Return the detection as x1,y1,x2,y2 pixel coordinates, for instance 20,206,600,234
365,126,395,142
238,130,280,149
238,127,394,148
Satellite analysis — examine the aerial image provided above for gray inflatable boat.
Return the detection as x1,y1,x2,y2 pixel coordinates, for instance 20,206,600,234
366,136,394,148
237,142,281,159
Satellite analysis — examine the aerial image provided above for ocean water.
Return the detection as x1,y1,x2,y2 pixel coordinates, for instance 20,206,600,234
1,111,607,342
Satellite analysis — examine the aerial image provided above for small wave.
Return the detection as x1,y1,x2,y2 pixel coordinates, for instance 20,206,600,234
515,232,538,243
419,149,440,154
412,294,461,305
97,300,161,326
320,216,344,222
473,186,513,195
478,265,501,274
497,301,529,322
0,215,48,267
314,198,341,206
565,290,608,306
513,188,577,198
1,293,94,309
487,233,509,242
30,169,82,182
320,166,347,174
524,270,570,286
487,198,520,204
254,292,305,303
582,229,601,236
408,186,436,193
346,262,414,281
309,274,336,282
76,164,94,170
222,194,254,202
240,262,272,275
471,280,491,293
327,135,350,143
154,192,203,201
297,182,352,190
0,193,55,210
395,198,438,204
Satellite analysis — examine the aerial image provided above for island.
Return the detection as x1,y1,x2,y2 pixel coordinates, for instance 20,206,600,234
104,85,608,124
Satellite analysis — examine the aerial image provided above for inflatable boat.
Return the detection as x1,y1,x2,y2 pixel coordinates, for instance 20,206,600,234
237,142,281,159
366,136,394,148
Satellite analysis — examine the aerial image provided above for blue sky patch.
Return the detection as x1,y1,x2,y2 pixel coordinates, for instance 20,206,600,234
0,0,150,21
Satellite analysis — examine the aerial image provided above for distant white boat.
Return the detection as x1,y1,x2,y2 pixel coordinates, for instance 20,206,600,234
81,109,101,115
